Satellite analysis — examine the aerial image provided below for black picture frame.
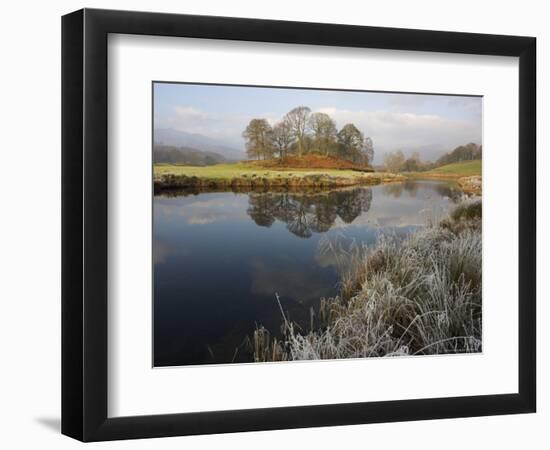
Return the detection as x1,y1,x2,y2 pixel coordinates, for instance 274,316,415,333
62,8,536,442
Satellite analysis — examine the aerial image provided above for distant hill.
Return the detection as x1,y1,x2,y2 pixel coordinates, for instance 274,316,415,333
154,128,244,161
153,144,227,166
375,143,480,166
436,143,481,167
429,160,481,177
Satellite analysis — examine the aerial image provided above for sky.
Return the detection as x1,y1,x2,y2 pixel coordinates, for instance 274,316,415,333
153,82,482,163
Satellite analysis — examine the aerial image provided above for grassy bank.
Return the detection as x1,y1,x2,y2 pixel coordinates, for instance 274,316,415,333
154,159,481,193
406,160,481,178
253,199,482,362
249,154,374,172
154,162,404,191
403,160,482,194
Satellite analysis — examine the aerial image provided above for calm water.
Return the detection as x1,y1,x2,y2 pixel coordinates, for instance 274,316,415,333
153,180,463,366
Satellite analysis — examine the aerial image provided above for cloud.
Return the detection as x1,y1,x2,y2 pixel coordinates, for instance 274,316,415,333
154,99,482,163
249,259,334,303
315,107,481,162
173,106,210,121
155,106,251,147
156,196,248,225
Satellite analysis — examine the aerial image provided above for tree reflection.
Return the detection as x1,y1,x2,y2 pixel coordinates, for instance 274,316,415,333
432,183,463,202
382,181,420,198
381,183,404,198
382,180,462,202
403,181,419,197
246,194,277,227
247,188,373,238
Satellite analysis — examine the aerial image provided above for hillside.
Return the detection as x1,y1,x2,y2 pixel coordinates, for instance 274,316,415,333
154,128,244,160
249,155,374,172
404,160,481,178
436,143,482,166
427,160,482,177
153,145,226,166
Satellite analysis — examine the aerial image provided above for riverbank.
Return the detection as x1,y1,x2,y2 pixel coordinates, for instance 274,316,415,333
253,199,482,362
154,163,404,191
405,160,481,178
403,160,482,194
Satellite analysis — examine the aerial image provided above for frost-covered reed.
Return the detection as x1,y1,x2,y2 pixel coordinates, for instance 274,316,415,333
253,199,482,361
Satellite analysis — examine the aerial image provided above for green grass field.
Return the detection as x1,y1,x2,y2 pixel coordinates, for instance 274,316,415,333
155,162,374,180
154,162,403,190
418,160,481,178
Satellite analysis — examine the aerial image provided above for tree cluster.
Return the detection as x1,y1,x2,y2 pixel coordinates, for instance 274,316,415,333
383,150,430,173
435,143,482,166
383,142,481,173
242,106,374,165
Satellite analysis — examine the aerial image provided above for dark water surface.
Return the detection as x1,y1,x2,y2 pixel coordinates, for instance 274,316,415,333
153,180,462,366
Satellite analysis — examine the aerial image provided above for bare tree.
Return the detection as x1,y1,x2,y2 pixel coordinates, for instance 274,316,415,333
364,137,374,166
242,119,273,160
337,123,364,163
308,112,337,156
384,150,406,173
284,106,311,157
271,119,294,161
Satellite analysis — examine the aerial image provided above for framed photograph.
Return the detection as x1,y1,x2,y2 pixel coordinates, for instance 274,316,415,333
62,8,536,441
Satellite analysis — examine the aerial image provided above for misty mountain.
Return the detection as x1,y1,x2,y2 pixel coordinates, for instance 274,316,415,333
154,128,244,161
153,144,227,166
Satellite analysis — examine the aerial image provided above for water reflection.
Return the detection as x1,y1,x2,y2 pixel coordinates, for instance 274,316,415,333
382,180,462,201
153,180,464,366
247,188,373,238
